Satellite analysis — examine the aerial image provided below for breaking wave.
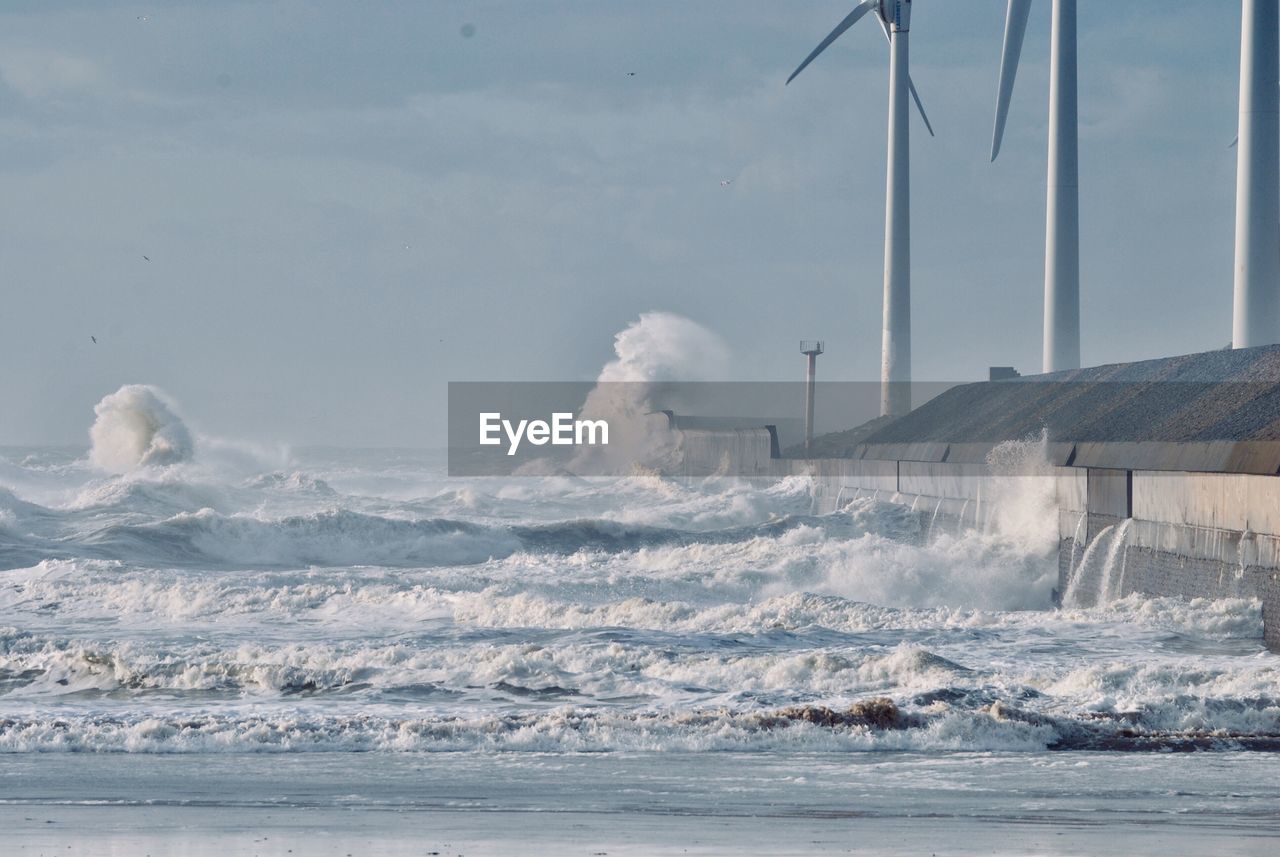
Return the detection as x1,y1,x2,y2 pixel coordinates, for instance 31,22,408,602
3,698,1278,754
573,312,730,474
1,415,1274,757
89,385,194,473
80,509,519,570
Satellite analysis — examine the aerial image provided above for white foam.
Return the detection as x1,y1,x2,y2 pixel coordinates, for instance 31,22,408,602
0,443,1275,758
88,385,195,473
572,312,730,474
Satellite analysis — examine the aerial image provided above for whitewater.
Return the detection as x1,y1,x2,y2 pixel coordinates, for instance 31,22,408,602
2,432,1277,756
4,388,1280,852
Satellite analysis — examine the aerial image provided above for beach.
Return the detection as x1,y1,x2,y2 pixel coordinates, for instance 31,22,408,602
4,751,1280,855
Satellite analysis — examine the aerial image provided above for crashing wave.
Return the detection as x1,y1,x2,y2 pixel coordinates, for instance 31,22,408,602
89,385,194,473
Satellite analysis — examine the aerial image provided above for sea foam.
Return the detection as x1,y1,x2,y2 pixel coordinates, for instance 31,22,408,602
89,385,194,473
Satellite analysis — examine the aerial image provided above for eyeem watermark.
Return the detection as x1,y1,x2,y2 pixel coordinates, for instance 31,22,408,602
449,381,963,475
480,412,609,456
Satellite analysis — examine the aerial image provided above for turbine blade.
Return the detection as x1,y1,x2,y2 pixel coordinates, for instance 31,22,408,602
991,0,1033,161
786,0,880,85
909,76,935,137
876,10,934,136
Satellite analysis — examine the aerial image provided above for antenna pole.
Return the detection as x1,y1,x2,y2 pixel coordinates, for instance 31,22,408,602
801,341,824,452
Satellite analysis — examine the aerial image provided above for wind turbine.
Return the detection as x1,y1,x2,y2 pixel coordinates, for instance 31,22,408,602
1232,0,1280,348
787,0,933,417
990,0,1079,374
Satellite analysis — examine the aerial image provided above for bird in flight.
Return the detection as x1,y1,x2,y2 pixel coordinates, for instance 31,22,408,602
91,336,97,344
720,179,733,187
142,255,150,262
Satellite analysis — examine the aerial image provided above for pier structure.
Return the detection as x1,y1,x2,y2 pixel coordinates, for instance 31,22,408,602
666,344,1280,648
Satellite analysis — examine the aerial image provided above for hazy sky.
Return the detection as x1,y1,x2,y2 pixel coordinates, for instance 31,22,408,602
0,1,1246,445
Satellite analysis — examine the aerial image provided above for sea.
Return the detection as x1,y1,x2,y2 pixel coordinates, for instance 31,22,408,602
1,411,1279,854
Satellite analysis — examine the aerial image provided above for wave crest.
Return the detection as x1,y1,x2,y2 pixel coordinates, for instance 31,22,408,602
89,385,194,473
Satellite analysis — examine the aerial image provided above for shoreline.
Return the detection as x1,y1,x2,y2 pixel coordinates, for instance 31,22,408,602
3,750,1279,855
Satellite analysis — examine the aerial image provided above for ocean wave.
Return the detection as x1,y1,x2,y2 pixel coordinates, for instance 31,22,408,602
2,701,1278,754
88,385,194,473
241,471,337,496
3,612,1275,741
79,509,519,569
6,498,889,571
67,478,237,517
0,486,48,518
2,554,1262,646
0,627,986,700
2,440,1275,759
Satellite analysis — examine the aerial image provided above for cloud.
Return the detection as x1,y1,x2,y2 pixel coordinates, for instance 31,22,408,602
0,0,1252,444
0,49,104,100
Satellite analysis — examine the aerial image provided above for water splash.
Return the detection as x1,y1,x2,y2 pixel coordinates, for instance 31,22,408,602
980,431,1059,553
88,385,194,473
571,312,730,474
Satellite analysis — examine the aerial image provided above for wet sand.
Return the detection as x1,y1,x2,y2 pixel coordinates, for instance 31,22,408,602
3,751,1279,856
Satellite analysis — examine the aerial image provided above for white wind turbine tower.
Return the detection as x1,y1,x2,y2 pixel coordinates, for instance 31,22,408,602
990,0,1080,374
1233,0,1280,348
787,0,933,417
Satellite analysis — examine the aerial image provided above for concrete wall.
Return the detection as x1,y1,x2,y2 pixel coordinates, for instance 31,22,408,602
1132,471,1280,534
898,461,990,501
673,428,777,477
675,426,1280,647
791,456,1280,636
665,341,1280,645
1060,468,1280,648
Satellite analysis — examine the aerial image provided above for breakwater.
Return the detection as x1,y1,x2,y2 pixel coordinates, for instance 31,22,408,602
670,345,1280,648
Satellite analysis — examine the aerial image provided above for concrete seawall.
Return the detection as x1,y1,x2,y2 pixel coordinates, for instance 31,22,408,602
668,344,1280,648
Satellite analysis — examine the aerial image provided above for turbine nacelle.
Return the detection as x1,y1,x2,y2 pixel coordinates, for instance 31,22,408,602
879,0,912,32
786,0,933,136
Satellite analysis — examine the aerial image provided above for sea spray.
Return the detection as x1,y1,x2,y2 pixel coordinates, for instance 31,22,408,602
823,433,1059,610
89,385,194,473
821,497,1055,611
571,312,729,474
592,312,730,386
981,430,1059,554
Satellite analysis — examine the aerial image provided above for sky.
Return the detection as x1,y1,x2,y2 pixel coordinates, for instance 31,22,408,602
0,0,1248,446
